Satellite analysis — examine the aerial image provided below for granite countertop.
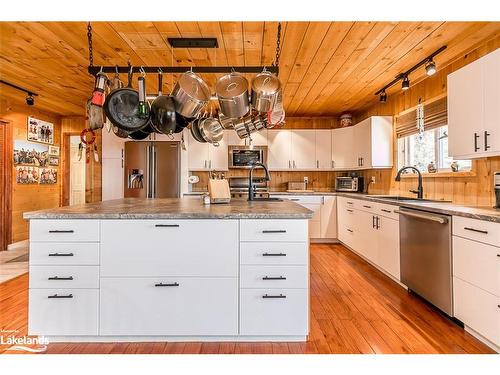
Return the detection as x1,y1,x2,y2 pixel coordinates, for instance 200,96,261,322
335,192,500,223
23,198,314,220
269,191,337,196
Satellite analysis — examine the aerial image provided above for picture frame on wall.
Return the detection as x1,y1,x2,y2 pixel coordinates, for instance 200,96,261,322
13,140,49,167
27,116,54,145
48,145,60,156
39,167,58,184
15,166,39,184
48,156,59,166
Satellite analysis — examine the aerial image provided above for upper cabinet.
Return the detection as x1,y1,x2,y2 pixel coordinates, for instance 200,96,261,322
332,127,355,169
290,130,316,170
268,130,292,170
448,48,500,159
187,131,228,171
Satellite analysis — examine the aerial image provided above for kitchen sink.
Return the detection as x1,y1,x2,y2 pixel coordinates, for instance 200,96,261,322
370,195,451,203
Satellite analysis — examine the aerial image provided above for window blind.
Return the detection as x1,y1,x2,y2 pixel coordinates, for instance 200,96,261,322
395,97,448,138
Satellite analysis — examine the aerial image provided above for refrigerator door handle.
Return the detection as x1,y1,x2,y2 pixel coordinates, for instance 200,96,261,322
153,144,158,198
145,145,150,198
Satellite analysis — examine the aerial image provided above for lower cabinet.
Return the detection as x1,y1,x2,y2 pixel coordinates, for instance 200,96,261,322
100,277,238,336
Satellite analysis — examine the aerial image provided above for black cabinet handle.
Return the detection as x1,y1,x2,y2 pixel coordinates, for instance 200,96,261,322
262,252,286,257
376,216,380,230
347,229,353,233
48,252,74,257
289,199,300,201
497,254,500,257
48,276,73,281
155,282,180,287
262,276,287,280
363,205,372,209
346,201,353,205
464,227,488,234
48,294,73,299
155,224,180,228
262,294,286,299
262,230,286,233
372,216,376,228
484,131,490,151
474,133,480,152
48,230,74,233
346,209,353,213
381,209,392,213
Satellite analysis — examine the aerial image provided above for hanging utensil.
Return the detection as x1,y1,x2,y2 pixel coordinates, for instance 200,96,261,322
90,71,108,108
137,69,150,120
172,70,211,118
150,72,177,135
251,69,281,113
216,71,250,119
109,67,123,91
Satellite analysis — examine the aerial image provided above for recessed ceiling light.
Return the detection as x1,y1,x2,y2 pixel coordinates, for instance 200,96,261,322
425,59,437,76
401,75,410,90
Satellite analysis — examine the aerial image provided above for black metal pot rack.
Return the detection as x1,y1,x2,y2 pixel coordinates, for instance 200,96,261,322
88,65,279,76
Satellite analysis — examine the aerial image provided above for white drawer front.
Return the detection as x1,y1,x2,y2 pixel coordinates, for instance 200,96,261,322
30,220,99,242
454,277,500,346
240,242,308,265
356,200,377,213
453,216,500,247
240,219,308,242
29,265,99,289
338,196,357,210
240,288,308,336
453,236,500,297
30,242,99,265
241,265,308,289
374,202,399,220
100,277,238,336
28,289,98,336
100,220,238,277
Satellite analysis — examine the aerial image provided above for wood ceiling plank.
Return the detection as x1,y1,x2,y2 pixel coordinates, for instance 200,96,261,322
293,22,376,115
261,22,280,66
276,22,309,87
197,21,229,89
285,22,354,115
220,22,245,66
243,22,264,66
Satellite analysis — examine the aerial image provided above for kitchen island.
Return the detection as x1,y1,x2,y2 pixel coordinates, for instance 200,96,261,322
23,198,313,343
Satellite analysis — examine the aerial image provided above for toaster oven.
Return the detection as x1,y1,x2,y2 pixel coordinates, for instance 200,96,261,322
335,176,364,192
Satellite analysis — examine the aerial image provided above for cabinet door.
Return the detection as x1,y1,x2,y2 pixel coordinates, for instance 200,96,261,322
315,130,332,169
227,129,245,146
303,203,321,238
377,216,400,280
291,130,316,170
320,196,337,239
354,118,372,168
356,210,378,263
187,131,209,170
102,158,124,201
482,49,500,155
208,131,228,170
332,127,355,169
448,60,483,158
250,129,268,146
267,130,292,170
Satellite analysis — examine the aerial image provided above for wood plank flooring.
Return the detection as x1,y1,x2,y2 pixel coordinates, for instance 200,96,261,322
0,244,494,354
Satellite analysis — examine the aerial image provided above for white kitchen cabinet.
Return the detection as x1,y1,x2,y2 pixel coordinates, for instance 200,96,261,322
267,130,292,170
320,196,337,239
356,210,378,263
448,48,500,158
208,132,228,170
227,129,268,146
377,215,400,280
188,131,228,170
354,118,372,168
303,203,321,238
102,158,124,200
332,127,355,169
240,242,308,265
291,130,316,170
315,129,332,170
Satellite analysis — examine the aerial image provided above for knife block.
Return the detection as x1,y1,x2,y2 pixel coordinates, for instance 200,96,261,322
208,178,231,204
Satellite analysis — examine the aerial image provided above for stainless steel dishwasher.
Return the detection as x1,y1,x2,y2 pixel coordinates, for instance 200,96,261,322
395,207,453,316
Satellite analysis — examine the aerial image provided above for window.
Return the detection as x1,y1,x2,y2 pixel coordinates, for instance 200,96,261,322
398,125,471,173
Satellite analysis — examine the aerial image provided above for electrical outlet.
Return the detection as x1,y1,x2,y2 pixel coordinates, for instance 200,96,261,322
371,176,376,183
303,176,309,184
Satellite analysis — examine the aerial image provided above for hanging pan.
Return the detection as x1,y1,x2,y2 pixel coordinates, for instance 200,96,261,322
150,72,177,135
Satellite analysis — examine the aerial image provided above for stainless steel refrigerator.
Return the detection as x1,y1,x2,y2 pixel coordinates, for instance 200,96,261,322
124,141,180,198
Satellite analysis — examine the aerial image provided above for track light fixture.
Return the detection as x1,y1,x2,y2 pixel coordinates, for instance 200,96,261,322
26,93,35,106
425,59,437,76
0,80,38,106
379,90,387,103
374,45,446,98
401,75,410,90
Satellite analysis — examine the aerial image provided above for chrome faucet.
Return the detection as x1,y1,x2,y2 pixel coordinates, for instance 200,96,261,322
395,166,423,199
248,162,270,201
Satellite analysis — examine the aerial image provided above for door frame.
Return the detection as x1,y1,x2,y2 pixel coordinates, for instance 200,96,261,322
0,119,13,250
62,132,82,206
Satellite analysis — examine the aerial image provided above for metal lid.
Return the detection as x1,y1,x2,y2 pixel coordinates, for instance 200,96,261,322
251,71,281,95
216,72,249,98
177,71,211,101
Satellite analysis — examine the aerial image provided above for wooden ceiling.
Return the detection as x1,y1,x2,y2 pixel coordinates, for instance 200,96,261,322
1,21,499,117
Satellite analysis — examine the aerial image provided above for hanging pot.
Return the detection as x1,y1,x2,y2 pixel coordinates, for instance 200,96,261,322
233,115,253,139
190,118,207,143
103,68,150,132
150,73,177,135
216,72,249,119
172,71,211,118
251,69,281,113
199,117,224,146
266,88,285,128
128,128,151,140
112,125,129,139
174,113,191,133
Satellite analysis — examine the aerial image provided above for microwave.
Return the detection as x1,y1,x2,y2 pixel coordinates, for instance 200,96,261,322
335,176,364,192
228,146,268,169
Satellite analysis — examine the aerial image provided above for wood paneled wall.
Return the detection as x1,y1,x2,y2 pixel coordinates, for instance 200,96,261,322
354,35,500,207
1,97,62,243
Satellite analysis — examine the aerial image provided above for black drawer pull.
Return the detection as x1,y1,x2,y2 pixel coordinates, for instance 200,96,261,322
289,199,300,201
497,254,500,257
155,282,180,287
347,229,353,233
262,276,286,280
48,294,73,299
262,230,287,233
155,224,180,228
48,276,74,281
262,294,286,299
346,209,353,213
464,227,488,234
381,209,392,213
363,205,372,209
262,252,286,257
346,201,353,205
48,252,74,257
48,230,74,233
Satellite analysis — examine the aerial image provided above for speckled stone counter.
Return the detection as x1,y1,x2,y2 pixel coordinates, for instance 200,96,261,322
23,198,314,220
269,191,337,196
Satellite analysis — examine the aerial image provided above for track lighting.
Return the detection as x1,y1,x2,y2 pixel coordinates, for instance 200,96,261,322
379,90,387,103
26,93,35,106
401,75,410,90
425,59,436,76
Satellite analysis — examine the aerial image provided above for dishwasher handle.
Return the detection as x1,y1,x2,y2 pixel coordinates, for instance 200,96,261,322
394,209,449,224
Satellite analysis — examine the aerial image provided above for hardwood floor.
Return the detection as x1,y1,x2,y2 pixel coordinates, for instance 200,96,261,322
0,243,494,354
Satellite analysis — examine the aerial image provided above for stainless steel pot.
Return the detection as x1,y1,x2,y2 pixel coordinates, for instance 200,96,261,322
251,70,281,113
171,71,211,118
199,117,224,146
233,115,253,139
216,72,249,118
